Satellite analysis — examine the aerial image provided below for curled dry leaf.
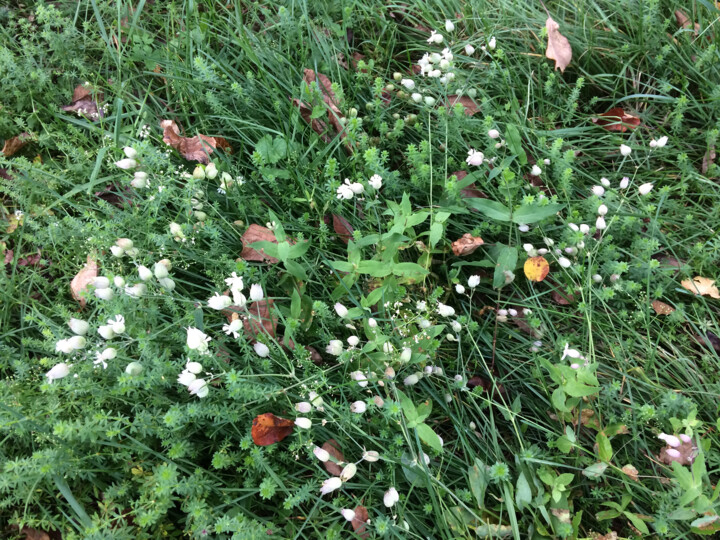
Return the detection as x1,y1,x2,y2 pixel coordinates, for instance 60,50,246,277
1,132,32,157
321,439,345,476
680,276,720,299
239,224,280,263
591,107,641,133
451,233,484,256
70,255,98,308
445,95,479,116
251,413,294,446
331,214,354,244
524,256,550,282
659,439,696,466
545,16,572,73
351,505,370,539
61,85,105,121
651,300,675,315
298,69,353,152
160,119,231,164
621,464,639,482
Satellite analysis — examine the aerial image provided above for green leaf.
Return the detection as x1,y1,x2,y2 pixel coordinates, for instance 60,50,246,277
362,287,385,308
465,198,512,221
397,390,417,422
515,472,532,510
469,460,488,508
276,241,290,262
596,433,613,462
493,245,519,289
283,260,307,281
623,511,650,535
429,222,443,248
691,515,720,535
249,240,279,259
582,462,608,480
392,262,429,278
255,135,286,164
556,436,573,453
405,212,429,228
511,203,564,224
596,509,621,521
329,260,355,273
290,288,301,319
416,423,443,453
551,388,569,412
504,125,527,165
287,240,311,259
563,378,600,398
357,260,392,277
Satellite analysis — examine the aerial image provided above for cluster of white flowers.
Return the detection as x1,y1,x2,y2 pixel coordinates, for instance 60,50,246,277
169,222,186,242
177,359,209,398
336,178,365,200
658,432,692,459
186,327,211,354
110,237,139,258
496,307,532,323
561,343,587,369
218,172,244,195
114,146,139,171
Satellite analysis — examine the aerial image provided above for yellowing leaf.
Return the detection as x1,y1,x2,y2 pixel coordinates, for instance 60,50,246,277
651,300,675,315
621,464,639,481
681,276,720,299
524,256,550,282
545,16,572,73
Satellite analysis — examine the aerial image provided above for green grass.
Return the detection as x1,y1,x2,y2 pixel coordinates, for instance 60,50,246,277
1,1,720,539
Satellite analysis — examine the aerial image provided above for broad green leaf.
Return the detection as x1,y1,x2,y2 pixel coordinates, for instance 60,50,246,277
290,288,301,319
283,260,307,281
392,262,429,278
623,512,650,535
287,240,310,259
563,378,600,398
429,222,443,247
504,124,527,165
329,260,355,273
405,212,429,228
596,432,613,462
249,240,279,258
362,287,385,308
435,211,452,224
397,390,417,422
465,198,512,221
493,245,519,289
511,203,564,224
556,473,574,486
691,515,720,535
556,436,573,453
469,460,488,508
515,472,532,510
416,423,443,453
276,241,290,262
255,135,287,165
582,462,608,479
357,260,392,277
596,509,621,521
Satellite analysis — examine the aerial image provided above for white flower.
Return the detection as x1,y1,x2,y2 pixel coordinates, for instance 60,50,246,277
188,378,209,398
55,339,73,354
295,417,312,429
351,370,368,387
368,318,378,328
679,434,691,443
320,477,343,495
208,293,232,311
363,450,380,462
308,391,324,407
114,276,126,287
488,37,496,50
249,284,264,302
656,136,668,148
334,303,349,318
100,347,117,360
349,182,365,194
384,487,399,508
115,158,137,169
153,262,169,279
340,509,355,521
223,319,243,338
400,347,412,363
186,361,203,374
465,44,476,55
97,325,115,340
423,96,436,106
295,402,312,413
131,175,148,189
488,129,500,139
110,245,125,257
369,174,383,189
46,363,70,381
579,224,590,235
455,284,466,294
411,92,423,103
254,342,270,357
468,275,480,288
94,276,111,289
186,327,211,352
125,362,143,375
95,288,114,300
444,19,454,32
169,222,185,239
350,401,367,414
619,176,630,189
340,463,357,482
137,265,153,281
451,320,462,333
400,78,415,90
326,340,343,356
205,162,218,179
404,373,419,386
558,257,572,268
658,433,681,448
619,144,632,156
466,149,484,166
666,448,681,458
638,182,654,195
313,446,330,461
596,216,607,230
591,185,605,197
123,147,138,159
597,204,608,216
108,315,125,334
437,303,455,317
523,243,535,253
336,184,354,200
531,165,542,176
68,318,89,335
561,343,584,361
158,278,174,291
600,177,611,187
427,30,444,44
232,290,247,308
178,371,196,386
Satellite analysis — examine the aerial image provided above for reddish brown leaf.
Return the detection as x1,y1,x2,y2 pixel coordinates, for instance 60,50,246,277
160,119,230,164
446,95,479,116
351,505,370,538
18,252,46,267
545,16,572,73
1,132,32,157
694,331,720,353
239,224,280,263
321,439,345,475
591,107,641,133
651,300,675,315
61,85,105,121
21,528,50,540
301,70,353,152
675,10,700,34
451,233,484,256
292,98,332,143
251,413,294,446
332,214,354,244
243,299,278,339
70,255,98,308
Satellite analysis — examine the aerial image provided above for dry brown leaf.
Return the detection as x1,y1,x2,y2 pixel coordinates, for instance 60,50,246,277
445,95,479,116
70,255,98,308
160,119,230,164
300,69,353,152
351,505,370,538
545,16,572,73
21,528,50,540
651,300,675,315
243,299,278,339
251,413,294,446
451,170,489,199
451,233,484,256
332,214,354,244
675,10,700,34
591,107,641,133
680,276,720,299
659,440,696,466
239,224,280,263
291,98,332,143
621,464,639,482
321,439,345,476
694,331,720,353
61,85,105,121
1,132,32,157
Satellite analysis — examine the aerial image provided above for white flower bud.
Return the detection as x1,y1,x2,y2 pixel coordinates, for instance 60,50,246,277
46,363,70,381
254,342,270,357
125,362,143,375
68,318,89,335
137,265,153,281
294,417,312,429
95,287,115,300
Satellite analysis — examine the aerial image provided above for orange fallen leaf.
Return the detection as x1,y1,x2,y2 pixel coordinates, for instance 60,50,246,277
591,107,641,133
160,119,231,164
651,300,675,315
251,413,294,446
332,214,354,244
545,16,572,73
621,464,639,482
524,256,550,282
61,84,105,121
351,505,370,538
1,132,32,157
239,224,280,263
445,95,479,116
680,276,720,299
70,255,98,308
321,439,345,476
451,233,484,256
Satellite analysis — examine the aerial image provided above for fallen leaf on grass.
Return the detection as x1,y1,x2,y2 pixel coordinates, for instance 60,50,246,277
331,214,354,244
321,439,346,476
524,256,550,282
70,255,98,308
160,119,231,164
675,10,700,34
244,299,278,339
61,85,105,121
680,276,720,299
21,528,50,540
651,300,675,315
301,69,352,151
451,233,484,256
621,464,639,481
545,16,572,73
591,107,641,133
239,224,280,263
1,132,32,157
351,505,370,538
451,170,488,199
445,95,479,116
694,331,720,353
251,413,294,446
